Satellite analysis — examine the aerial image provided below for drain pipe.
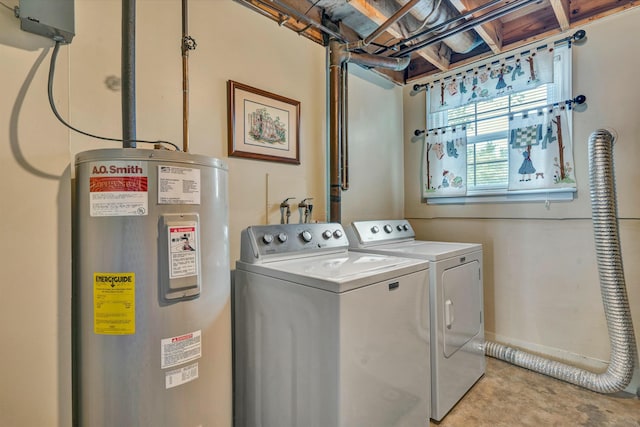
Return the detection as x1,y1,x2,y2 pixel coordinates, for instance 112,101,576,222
486,129,637,394
328,40,410,222
122,0,136,148
328,40,343,223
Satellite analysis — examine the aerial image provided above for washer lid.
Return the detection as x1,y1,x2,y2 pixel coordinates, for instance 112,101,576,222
236,251,429,293
352,240,481,261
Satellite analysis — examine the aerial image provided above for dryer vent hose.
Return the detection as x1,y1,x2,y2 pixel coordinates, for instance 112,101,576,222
485,129,637,393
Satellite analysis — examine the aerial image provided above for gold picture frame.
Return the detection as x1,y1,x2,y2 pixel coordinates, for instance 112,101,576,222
227,80,300,165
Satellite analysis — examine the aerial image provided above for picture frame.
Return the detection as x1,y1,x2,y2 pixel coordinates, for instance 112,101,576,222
227,80,300,165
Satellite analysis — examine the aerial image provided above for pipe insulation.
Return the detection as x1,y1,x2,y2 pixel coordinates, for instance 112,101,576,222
486,129,637,394
395,0,481,53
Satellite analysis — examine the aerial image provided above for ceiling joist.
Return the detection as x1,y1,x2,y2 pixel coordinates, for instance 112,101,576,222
550,0,571,31
448,0,503,53
235,0,640,84
348,0,451,71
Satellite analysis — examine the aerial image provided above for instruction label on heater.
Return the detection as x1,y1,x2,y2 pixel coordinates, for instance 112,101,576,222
93,272,135,335
168,224,198,279
89,161,148,216
158,165,201,205
161,330,202,369
165,362,199,389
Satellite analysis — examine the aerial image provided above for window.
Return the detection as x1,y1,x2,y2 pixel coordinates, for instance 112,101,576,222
424,44,574,203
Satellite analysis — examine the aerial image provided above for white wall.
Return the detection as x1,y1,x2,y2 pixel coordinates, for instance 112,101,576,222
0,0,328,425
404,8,640,381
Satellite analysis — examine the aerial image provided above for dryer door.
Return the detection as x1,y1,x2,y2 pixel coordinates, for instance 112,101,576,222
442,260,482,358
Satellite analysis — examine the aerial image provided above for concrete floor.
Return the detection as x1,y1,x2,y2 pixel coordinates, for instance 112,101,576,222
432,357,640,426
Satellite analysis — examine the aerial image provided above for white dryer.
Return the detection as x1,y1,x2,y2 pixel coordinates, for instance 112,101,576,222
233,223,431,427
346,220,485,422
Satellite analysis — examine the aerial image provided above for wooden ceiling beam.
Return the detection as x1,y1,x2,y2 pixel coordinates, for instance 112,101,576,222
447,0,503,54
348,0,451,71
550,0,571,31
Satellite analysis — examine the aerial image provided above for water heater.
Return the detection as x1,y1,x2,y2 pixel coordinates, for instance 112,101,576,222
74,148,229,426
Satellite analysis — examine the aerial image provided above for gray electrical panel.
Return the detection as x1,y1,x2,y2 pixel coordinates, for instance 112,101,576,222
19,0,75,44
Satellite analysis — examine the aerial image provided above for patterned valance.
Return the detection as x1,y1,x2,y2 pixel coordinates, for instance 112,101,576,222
429,47,555,113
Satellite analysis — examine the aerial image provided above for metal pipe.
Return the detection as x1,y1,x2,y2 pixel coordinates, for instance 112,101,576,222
379,0,505,54
363,0,422,46
341,62,349,191
329,40,344,223
328,39,410,221
122,0,136,148
182,0,190,152
486,129,637,394
349,51,411,70
393,0,537,57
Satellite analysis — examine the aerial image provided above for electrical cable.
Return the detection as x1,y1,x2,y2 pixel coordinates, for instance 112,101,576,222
302,0,322,18
48,41,181,151
407,0,442,36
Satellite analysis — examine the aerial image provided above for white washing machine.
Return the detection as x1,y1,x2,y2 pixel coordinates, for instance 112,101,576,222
346,219,485,422
233,223,431,427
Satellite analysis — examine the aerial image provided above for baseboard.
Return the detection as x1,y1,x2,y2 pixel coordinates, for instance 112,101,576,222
485,332,609,370
485,332,639,396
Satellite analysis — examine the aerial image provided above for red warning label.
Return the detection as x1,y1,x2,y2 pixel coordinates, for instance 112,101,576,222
89,161,148,217
90,176,149,192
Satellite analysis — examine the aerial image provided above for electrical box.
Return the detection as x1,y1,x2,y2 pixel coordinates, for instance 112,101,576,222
19,0,74,44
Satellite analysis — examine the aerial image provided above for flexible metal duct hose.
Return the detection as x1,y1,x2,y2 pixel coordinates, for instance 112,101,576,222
485,129,637,393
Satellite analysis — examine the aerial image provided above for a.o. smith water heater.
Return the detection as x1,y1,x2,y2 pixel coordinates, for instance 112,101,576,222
74,148,229,426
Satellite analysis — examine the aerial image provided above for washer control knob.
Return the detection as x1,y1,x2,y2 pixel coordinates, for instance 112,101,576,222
301,230,313,242
383,224,393,233
371,226,380,234
322,230,333,239
403,224,410,231
333,229,343,239
277,232,288,243
397,225,403,231
262,234,274,244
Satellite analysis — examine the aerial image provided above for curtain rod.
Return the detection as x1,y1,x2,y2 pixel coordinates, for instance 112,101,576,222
411,30,586,95
413,95,586,137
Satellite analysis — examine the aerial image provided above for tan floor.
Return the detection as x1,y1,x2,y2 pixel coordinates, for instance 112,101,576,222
431,357,640,427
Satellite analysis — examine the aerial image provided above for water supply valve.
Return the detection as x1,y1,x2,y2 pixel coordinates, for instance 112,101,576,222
280,197,295,224
298,198,313,223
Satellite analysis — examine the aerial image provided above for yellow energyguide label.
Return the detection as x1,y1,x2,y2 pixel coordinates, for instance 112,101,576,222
93,272,135,335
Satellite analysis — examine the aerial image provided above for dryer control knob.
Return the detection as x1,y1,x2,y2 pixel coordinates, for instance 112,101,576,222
403,224,410,231
322,230,332,239
262,234,274,244
301,230,313,242
277,232,288,243
397,225,403,231
383,224,393,233
371,226,380,234
333,229,343,239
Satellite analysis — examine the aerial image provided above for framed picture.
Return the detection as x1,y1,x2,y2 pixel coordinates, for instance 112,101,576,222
227,80,300,165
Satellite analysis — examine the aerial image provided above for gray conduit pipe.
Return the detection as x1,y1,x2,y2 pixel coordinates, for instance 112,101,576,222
486,129,637,394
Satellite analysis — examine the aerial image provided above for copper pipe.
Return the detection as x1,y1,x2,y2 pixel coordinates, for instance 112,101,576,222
181,0,189,152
